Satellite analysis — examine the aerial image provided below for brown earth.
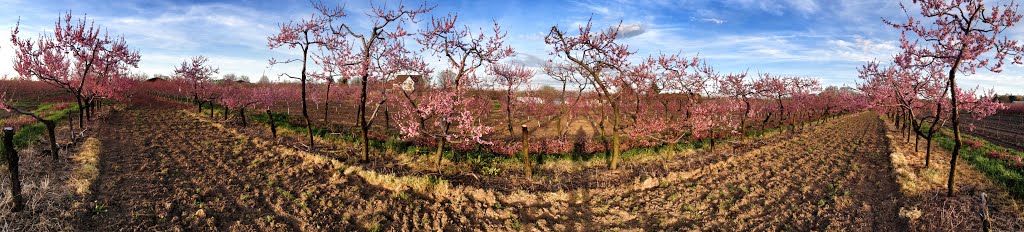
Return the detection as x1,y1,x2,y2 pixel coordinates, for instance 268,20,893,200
883,114,1024,231
9,94,1015,230
565,112,906,230
960,111,1024,152
76,97,915,230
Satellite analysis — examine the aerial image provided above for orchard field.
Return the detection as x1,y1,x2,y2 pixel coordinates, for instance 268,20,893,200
2,0,1024,231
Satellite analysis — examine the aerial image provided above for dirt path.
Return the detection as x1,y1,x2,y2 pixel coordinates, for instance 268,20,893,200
75,95,912,231
578,112,906,230
80,104,295,230
76,98,498,231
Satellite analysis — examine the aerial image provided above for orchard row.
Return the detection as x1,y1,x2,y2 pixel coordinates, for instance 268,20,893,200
3,0,1019,178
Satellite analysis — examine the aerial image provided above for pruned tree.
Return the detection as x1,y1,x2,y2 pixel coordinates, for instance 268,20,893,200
174,56,219,113
885,0,1022,196
545,18,634,170
11,12,140,129
317,0,432,160
753,74,789,131
0,92,59,160
267,1,344,149
410,13,514,169
487,62,534,137
542,62,586,137
718,72,754,133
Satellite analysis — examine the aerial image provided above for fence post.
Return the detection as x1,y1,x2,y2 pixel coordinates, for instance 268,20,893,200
268,110,277,139
3,127,23,212
981,193,991,232
522,125,531,179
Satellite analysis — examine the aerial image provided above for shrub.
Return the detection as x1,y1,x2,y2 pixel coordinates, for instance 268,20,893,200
963,138,984,149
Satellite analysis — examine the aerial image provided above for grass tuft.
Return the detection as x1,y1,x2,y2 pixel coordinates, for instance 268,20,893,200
69,138,102,195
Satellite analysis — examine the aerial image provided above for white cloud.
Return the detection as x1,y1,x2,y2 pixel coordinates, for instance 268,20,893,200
724,0,820,16
822,36,898,62
569,0,626,19
699,18,726,24
508,52,547,68
786,0,819,14
98,3,279,52
616,22,647,38
960,72,1024,95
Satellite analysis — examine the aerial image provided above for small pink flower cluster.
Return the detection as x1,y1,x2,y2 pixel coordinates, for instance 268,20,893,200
986,150,1024,170
0,116,36,130
963,139,985,149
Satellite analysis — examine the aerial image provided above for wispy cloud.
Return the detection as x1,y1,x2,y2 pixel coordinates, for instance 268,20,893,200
698,18,726,24
0,0,1021,94
616,22,647,38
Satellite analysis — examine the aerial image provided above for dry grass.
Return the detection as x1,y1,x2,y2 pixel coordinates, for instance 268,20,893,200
0,148,76,231
69,137,101,195
186,109,469,201
880,115,1024,230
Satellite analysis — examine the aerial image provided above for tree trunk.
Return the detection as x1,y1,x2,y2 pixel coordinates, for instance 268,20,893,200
710,131,716,153
240,108,247,127
741,98,750,134
75,97,84,128
610,103,621,170
268,110,277,139
947,59,963,197
435,136,444,172
506,92,514,137
761,112,772,132
44,120,58,161
359,73,369,161
3,127,23,212
85,100,92,121
557,82,567,137
925,107,942,167
384,106,391,133
298,39,315,149
324,81,331,123
925,134,934,167
522,125,531,179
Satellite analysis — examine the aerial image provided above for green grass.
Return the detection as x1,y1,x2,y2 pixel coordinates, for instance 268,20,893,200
1,102,80,152
931,127,1024,198
180,96,839,169
247,106,789,169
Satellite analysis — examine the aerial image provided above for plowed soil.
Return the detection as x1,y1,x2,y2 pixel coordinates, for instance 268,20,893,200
72,93,923,231
571,112,906,230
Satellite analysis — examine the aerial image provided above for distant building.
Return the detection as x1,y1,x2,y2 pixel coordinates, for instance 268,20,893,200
391,74,426,93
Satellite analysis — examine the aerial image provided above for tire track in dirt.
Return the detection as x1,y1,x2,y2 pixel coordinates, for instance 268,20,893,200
581,112,906,230
80,107,296,230
78,97,513,231
76,95,911,230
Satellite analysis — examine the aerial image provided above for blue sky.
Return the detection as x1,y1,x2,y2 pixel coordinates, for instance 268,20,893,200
1,0,1022,94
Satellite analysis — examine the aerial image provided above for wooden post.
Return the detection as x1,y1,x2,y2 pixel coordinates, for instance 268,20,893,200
267,110,277,139
3,127,23,212
44,120,57,161
981,193,991,232
240,108,247,127
522,125,532,179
